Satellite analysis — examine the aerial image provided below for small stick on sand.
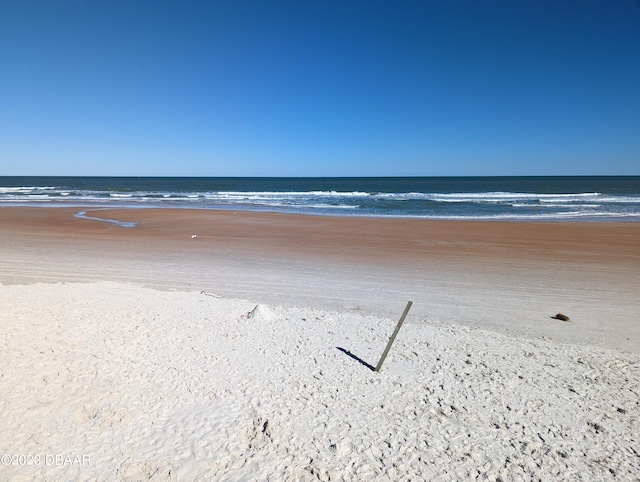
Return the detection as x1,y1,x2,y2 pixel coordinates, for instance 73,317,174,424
375,301,413,372
200,290,222,298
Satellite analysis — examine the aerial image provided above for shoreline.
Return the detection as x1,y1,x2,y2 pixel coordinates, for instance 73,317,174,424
3,202,640,223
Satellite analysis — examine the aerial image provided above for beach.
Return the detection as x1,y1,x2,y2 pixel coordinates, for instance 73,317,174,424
1,206,639,480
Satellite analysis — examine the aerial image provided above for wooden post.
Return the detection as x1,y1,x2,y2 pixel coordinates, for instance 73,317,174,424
375,301,413,372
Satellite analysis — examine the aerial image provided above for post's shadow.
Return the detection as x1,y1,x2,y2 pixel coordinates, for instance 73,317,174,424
336,347,375,371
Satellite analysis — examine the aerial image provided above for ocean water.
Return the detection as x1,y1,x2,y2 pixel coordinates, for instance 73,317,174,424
1,176,639,221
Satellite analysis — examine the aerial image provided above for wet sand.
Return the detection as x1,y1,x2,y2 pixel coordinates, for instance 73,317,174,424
1,206,639,353
2,206,639,264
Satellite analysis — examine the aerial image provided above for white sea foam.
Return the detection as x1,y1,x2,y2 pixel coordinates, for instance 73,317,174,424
512,203,602,208
1,182,639,220
74,210,137,227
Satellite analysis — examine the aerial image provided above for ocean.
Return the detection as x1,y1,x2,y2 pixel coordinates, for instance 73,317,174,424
1,176,639,221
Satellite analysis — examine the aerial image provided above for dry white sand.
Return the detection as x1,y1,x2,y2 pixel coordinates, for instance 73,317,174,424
1,281,638,481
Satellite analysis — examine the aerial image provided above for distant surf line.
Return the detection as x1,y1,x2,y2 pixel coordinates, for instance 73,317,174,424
2,176,639,221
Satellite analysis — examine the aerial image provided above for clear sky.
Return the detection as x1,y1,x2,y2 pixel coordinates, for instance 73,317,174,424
1,0,639,177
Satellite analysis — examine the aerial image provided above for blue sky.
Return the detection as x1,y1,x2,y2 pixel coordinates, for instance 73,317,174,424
1,0,639,176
